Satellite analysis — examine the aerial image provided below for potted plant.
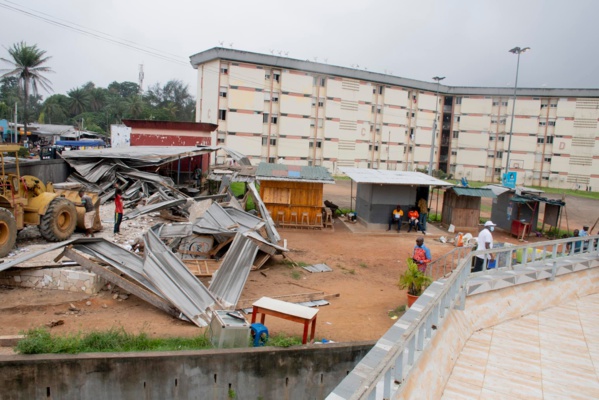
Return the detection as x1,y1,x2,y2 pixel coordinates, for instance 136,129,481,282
397,258,432,307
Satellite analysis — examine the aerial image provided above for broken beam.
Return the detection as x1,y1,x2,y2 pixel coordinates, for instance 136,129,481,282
63,248,179,318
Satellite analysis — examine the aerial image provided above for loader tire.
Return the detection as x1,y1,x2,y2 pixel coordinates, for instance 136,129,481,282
40,198,77,242
0,208,17,258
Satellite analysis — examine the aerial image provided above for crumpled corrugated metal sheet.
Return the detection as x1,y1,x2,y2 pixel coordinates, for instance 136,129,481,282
224,207,265,232
143,230,220,327
247,182,280,244
209,233,259,309
123,198,187,221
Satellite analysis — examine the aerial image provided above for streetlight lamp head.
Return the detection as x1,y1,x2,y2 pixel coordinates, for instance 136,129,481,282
509,46,531,54
432,76,446,82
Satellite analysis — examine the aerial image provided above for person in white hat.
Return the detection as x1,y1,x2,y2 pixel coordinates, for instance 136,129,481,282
473,221,496,272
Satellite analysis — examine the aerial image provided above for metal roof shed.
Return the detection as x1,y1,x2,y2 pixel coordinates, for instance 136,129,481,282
256,163,334,228
339,168,453,230
441,187,496,233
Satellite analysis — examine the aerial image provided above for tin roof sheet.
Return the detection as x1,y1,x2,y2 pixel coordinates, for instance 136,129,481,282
256,163,334,183
339,168,453,186
451,187,496,198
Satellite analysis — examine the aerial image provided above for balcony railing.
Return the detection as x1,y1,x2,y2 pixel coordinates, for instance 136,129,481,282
327,235,599,399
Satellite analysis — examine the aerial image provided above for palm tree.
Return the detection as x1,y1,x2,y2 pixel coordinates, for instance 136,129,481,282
67,87,91,116
0,42,53,143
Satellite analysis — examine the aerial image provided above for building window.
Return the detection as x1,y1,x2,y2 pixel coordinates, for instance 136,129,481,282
548,120,556,126
316,140,322,148
318,118,324,128
270,138,277,146
320,77,326,87
541,103,548,108
379,86,384,95
219,87,227,98
452,131,459,139
219,110,227,120
368,144,372,151
544,157,551,162
550,103,557,108
264,91,271,102
265,73,270,80
262,137,268,146
318,97,324,107
498,136,505,142
412,112,415,118
496,151,503,158
454,116,460,122
499,118,506,124
539,121,546,126
263,113,269,123
490,135,495,141
220,65,228,74
272,92,279,102
491,119,497,124
273,72,280,82
271,114,278,124
269,157,276,163
492,101,499,106
377,106,382,114
547,136,554,144
537,137,545,144
501,101,508,107
455,97,462,105
494,167,502,174
451,150,457,156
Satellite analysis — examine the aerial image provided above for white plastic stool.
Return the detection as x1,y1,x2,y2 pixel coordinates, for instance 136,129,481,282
301,212,309,225
290,212,298,225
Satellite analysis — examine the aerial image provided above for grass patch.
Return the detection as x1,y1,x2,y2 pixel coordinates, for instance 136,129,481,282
527,185,599,200
333,175,352,181
339,266,356,275
290,270,302,280
280,259,308,268
388,305,407,319
15,327,212,355
267,332,303,347
359,262,368,268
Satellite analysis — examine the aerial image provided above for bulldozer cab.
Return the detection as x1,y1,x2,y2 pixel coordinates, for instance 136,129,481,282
0,145,25,230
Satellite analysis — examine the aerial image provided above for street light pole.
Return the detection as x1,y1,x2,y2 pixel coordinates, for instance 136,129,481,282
504,46,530,176
427,76,445,176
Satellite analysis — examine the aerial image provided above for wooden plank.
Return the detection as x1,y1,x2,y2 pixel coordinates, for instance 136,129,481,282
64,248,179,318
182,259,221,277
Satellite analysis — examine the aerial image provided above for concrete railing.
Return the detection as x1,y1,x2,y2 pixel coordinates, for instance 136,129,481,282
327,235,599,400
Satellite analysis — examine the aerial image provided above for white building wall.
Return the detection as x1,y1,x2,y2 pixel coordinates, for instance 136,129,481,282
281,72,313,94
512,117,539,134
229,65,264,88
110,124,131,148
461,98,493,114
417,93,438,111
196,59,220,124
556,98,576,117
228,89,263,111
280,95,312,115
280,116,311,136
460,132,489,148
278,138,308,157
460,115,491,131
509,98,541,116
384,88,409,108
226,135,262,158
227,112,262,134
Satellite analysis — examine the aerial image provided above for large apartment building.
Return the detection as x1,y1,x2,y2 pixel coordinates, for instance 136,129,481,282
190,47,599,189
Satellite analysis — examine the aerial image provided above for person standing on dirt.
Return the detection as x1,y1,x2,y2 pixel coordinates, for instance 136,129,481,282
418,197,428,231
473,221,495,272
413,236,432,272
76,189,96,237
387,205,403,232
114,188,123,235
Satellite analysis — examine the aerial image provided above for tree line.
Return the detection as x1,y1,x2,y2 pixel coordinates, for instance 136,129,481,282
0,42,196,137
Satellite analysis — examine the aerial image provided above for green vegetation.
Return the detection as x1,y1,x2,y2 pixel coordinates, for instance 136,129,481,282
228,389,236,399
359,262,368,269
388,305,407,319
428,213,441,223
397,258,432,296
333,175,352,181
290,270,302,280
280,259,308,268
267,333,303,347
339,266,356,275
15,327,212,355
16,326,315,355
527,185,599,200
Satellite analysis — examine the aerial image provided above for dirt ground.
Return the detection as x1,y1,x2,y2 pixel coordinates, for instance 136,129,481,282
0,180,596,351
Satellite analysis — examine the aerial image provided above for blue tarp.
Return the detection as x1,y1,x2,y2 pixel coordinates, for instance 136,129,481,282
55,140,105,147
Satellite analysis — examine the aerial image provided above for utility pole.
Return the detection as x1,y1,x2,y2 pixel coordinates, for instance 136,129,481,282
428,76,445,175
13,103,18,143
504,46,530,176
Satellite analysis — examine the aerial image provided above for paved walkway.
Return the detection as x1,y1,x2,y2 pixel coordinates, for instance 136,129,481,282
442,293,599,399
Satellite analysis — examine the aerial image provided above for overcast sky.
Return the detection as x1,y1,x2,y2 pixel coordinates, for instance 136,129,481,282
1,0,598,98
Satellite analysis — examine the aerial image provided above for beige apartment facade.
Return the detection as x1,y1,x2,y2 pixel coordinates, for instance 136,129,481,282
190,47,599,189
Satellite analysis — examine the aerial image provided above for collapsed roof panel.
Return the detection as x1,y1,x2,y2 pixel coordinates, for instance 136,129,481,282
224,207,265,232
247,182,280,244
209,233,259,309
143,230,220,327
123,198,188,221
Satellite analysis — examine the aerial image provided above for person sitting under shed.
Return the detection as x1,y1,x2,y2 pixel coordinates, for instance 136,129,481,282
387,205,403,232
407,207,425,234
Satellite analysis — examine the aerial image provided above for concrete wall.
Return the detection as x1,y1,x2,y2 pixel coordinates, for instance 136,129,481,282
0,342,374,400
3,159,70,184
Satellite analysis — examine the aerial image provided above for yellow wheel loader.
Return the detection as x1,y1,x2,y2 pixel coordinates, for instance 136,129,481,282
0,145,77,257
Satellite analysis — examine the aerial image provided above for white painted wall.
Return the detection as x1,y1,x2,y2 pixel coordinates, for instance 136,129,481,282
461,98,493,114
227,112,262,134
110,124,131,148
196,60,220,124
229,65,264,88
228,89,263,111
280,95,312,116
281,72,313,94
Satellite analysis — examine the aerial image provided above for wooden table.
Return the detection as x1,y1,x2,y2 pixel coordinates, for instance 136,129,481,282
251,297,319,344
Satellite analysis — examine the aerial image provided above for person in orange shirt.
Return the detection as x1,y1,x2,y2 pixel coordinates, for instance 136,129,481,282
387,205,403,232
407,207,425,234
